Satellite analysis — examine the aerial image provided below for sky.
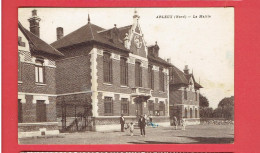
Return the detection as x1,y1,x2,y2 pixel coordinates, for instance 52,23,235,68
19,8,234,108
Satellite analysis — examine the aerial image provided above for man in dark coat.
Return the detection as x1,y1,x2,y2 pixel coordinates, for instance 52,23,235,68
138,115,146,136
120,114,125,132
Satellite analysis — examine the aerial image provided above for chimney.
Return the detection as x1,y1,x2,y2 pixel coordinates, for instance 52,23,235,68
110,24,119,43
184,65,189,75
28,9,41,37
56,27,64,40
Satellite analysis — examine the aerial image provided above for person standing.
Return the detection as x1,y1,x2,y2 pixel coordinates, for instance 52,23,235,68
138,115,146,136
120,114,125,132
173,116,178,130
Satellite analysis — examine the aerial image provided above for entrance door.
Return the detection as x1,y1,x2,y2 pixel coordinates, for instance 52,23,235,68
36,100,47,122
136,102,143,116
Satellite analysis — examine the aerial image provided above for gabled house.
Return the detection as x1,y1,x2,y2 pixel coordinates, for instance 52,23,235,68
18,10,64,138
169,65,203,125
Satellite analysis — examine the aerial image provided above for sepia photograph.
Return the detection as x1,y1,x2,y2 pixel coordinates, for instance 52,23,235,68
18,7,234,144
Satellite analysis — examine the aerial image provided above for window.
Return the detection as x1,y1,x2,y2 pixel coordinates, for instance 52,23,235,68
35,59,44,83
148,100,154,115
135,62,142,87
184,88,187,100
18,99,23,123
159,101,165,116
195,108,198,118
18,52,22,81
121,98,129,115
184,108,188,118
120,57,128,85
159,68,165,91
103,52,112,83
190,108,193,118
104,97,113,115
148,65,154,89
36,100,47,122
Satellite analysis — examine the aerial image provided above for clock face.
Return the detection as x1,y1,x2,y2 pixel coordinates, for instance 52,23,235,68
134,35,142,49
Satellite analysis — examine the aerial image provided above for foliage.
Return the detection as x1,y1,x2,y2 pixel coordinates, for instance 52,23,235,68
200,96,234,120
200,107,214,118
199,94,209,108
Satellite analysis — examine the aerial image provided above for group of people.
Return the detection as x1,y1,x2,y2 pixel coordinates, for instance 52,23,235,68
173,116,186,130
120,114,149,137
119,114,187,137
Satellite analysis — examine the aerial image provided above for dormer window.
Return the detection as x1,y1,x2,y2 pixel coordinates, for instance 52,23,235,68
35,59,44,83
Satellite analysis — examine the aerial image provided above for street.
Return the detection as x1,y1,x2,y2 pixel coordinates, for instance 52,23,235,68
19,124,234,144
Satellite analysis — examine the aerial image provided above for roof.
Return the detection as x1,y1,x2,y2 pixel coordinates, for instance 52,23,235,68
148,55,173,67
170,65,202,88
18,22,64,57
51,22,130,52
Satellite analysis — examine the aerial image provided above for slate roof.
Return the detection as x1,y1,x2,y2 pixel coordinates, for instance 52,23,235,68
148,55,173,67
170,65,202,88
51,22,130,52
18,22,64,57
98,25,132,42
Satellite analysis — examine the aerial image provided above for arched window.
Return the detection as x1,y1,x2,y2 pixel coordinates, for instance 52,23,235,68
185,108,188,118
190,108,193,118
120,57,128,85
148,65,154,89
35,59,44,83
103,52,112,83
159,67,165,91
135,62,142,87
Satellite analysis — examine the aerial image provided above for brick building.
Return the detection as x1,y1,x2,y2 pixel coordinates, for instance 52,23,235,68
169,65,202,125
18,10,203,135
50,11,172,131
18,10,64,137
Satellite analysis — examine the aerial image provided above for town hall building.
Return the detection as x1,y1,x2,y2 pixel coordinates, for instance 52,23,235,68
18,9,202,137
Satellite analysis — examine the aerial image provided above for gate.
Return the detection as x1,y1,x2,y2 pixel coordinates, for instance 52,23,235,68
60,100,92,132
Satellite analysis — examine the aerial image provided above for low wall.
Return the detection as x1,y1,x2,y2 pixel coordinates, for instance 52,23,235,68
200,118,234,125
18,122,59,138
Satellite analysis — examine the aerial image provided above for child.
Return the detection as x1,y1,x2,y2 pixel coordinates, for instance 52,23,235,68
129,122,134,136
181,118,186,130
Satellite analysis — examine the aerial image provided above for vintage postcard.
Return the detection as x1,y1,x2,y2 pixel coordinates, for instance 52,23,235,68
18,7,234,144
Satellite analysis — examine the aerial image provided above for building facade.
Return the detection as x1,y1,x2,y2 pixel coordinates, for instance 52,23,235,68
51,11,172,131
18,10,64,138
169,65,202,125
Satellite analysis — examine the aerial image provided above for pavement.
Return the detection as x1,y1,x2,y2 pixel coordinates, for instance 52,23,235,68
19,124,234,144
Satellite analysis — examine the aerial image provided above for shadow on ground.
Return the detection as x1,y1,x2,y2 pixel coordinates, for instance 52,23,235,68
128,141,175,144
175,136,234,144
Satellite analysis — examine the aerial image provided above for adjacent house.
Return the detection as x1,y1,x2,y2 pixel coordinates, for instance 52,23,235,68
169,65,202,125
18,10,64,138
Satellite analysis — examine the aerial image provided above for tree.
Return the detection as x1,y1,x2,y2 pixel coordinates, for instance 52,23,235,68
199,94,209,108
217,96,234,120
200,107,214,118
